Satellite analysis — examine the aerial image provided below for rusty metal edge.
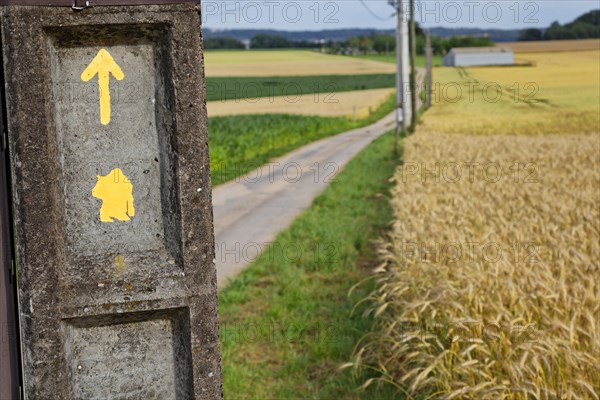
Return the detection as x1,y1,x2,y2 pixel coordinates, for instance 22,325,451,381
0,21,23,400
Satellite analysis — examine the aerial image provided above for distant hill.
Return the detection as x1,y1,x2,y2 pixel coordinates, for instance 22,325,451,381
204,28,385,43
203,27,520,43
204,10,598,45
428,27,519,42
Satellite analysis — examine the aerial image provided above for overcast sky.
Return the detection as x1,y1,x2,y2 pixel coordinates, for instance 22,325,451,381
202,1,599,31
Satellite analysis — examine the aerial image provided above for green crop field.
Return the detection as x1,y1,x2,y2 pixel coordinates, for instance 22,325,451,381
209,94,394,185
204,47,405,185
205,74,395,102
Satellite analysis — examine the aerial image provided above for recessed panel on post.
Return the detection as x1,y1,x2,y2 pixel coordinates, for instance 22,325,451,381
1,5,221,399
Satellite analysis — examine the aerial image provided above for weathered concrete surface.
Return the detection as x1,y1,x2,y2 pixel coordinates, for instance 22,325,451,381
50,35,170,259
1,5,221,399
214,69,425,288
66,316,182,399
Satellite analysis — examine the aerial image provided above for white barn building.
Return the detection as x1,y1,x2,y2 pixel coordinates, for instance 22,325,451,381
443,47,514,67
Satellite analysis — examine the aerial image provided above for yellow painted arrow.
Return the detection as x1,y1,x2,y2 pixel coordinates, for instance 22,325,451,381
81,49,124,125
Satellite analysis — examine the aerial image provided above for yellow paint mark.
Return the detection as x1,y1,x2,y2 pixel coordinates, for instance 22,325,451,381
81,48,124,125
92,168,135,223
114,255,126,276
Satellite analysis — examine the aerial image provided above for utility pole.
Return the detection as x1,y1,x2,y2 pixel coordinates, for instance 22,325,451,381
389,0,411,152
426,31,433,109
400,0,412,130
409,0,417,130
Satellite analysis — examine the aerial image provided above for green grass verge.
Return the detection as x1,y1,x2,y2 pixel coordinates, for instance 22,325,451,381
352,53,443,68
206,74,395,102
218,131,401,399
209,94,395,186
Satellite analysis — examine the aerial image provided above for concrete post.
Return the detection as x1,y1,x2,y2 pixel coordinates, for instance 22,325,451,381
399,0,412,129
1,5,222,399
392,0,411,149
393,0,404,151
409,0,417,128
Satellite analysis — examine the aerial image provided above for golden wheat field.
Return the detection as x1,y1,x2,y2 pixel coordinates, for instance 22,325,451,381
350,49,600,399
353,132,600,399
496,39,600,53
421,50,600,136
206,88,394,117
204,50,396,77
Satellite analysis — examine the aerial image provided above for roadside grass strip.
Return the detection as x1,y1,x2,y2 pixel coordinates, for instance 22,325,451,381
218,132,402,399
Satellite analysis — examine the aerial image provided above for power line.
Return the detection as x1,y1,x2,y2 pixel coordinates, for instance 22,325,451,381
358,0,394,21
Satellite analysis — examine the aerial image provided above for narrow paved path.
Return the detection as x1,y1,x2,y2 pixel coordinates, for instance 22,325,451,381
213,70,424,287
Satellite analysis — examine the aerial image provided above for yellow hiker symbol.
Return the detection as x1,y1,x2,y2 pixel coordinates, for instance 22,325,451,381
81,48,124,125
92,168,135,223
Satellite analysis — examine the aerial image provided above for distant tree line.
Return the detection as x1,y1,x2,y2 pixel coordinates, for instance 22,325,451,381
205,34,319,50
205,30,492,55
204,37,245,50
324,28,493,57
518,10,599,41
250,34,316,49
202,23,463,53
